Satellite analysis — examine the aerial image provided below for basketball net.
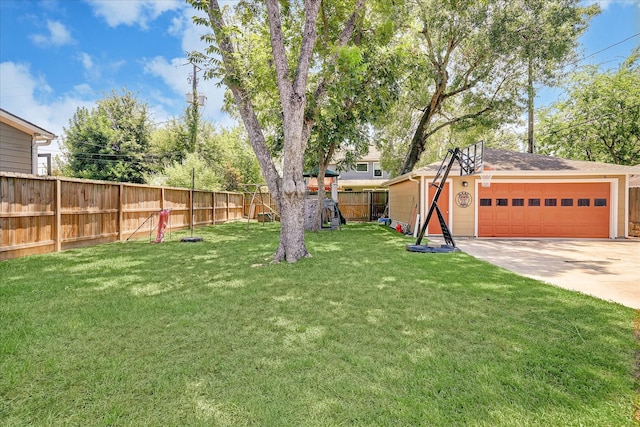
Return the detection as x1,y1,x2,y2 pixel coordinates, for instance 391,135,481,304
480,166,495,187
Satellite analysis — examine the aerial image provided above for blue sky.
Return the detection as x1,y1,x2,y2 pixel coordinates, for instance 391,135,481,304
1,0,639,166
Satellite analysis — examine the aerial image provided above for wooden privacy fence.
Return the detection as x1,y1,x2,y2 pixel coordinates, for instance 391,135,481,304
337,191,388,221
243,190,388,222
0,172,243,261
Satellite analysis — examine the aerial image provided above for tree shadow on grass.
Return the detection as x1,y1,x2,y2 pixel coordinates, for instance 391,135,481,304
0,222,634,425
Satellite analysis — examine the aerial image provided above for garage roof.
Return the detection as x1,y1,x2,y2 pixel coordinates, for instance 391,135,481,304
385,148,640,185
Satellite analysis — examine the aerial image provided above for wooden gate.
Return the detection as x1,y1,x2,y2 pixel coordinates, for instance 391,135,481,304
337,191,388,222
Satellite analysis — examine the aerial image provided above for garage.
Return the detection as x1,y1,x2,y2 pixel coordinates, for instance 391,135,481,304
478,182,610,238
385,148,639,239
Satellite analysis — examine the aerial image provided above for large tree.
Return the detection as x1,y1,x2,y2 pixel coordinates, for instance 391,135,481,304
188,0,365,262
305,6,401,230
536,49,640,165
148,120,263,191
506,0,599,153
62,90,152,183
390,0,597,175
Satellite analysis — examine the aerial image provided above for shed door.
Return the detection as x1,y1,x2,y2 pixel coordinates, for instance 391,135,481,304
427,182,450,235
478,182,610,238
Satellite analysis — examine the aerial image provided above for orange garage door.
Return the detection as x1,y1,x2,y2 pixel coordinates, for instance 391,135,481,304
478,182,610,238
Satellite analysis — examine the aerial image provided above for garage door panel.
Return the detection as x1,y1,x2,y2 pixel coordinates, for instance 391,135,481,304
478,182,610,238
509,224,526,235
542,224,558,236
494,225,510,236
510,211,526,222
526,224,543,235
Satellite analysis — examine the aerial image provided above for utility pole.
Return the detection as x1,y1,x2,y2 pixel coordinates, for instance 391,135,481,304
186,61,205,153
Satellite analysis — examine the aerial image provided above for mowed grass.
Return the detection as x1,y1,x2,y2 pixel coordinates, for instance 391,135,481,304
0,222,635,426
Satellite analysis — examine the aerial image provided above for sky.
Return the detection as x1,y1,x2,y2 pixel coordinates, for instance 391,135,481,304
1,0,639,171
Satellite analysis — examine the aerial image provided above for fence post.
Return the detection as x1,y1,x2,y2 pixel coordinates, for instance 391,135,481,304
189,188,193,229
226,193,230,221
55,178,61,252
118,184,124,241
212,192,216,224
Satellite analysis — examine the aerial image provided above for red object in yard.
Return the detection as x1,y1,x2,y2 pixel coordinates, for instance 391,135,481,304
154,209,170,243
396,223,403,233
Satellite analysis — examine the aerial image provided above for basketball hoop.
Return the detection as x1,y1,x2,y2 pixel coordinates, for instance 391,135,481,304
480,166,495,187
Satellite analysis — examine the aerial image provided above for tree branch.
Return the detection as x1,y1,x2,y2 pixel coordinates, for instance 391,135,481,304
302,0,366,144
293,0,322,96
202,0,281,197
423,106,492,141
265,0,294,112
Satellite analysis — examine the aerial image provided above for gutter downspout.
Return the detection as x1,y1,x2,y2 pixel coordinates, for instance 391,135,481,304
32,133,52,175
408,175,421,235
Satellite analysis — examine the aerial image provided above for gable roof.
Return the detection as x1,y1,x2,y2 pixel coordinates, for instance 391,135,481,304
385,148,640,185
0,108,56,139
332,145,382,163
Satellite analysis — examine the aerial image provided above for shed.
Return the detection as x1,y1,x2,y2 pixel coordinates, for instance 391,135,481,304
0,108,56,175
384,148,640,239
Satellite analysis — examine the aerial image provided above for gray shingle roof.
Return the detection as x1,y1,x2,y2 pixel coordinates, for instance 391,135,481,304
385,148,640,185
417,148,640,174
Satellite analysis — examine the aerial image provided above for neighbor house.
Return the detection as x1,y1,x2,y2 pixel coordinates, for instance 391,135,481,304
0,108,56,175
329,146,390,191
385,148,640,239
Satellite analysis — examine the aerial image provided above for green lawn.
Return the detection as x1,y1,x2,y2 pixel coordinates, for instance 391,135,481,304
0,222,636,426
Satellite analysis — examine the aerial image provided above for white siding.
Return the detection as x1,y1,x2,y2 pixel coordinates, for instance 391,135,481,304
0,121,31,174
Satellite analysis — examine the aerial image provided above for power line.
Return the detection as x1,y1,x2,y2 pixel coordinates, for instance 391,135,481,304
567,32,640,68
537,102,640,138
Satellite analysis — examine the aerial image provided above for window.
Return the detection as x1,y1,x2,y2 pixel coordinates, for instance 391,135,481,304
373,162,382,177
578,198,590,207
528,198,540,207
496,198,508,206
561,198,573,207
512,198,524,206
545,198,557,207
594,198,607,207
356,163,368,172
480,198,492,206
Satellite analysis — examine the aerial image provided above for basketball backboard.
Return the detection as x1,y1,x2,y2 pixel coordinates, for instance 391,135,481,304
458,141,484,176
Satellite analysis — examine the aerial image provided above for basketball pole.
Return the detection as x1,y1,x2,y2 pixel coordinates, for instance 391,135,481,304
190,168,194,238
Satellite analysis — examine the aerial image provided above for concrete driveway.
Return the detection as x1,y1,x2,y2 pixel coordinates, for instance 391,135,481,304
450,238,640,309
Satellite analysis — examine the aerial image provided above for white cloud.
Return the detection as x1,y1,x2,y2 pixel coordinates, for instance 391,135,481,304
86,0,183,28
73,83,95,96
151,6,231,125
76,52,102,81
171,8,205,53
29,20,74,46
78,52,94,70
144,56,189,95
143,55,228,125
0,61,96,156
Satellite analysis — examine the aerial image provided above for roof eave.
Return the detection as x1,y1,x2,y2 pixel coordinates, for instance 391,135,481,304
0,108,56,140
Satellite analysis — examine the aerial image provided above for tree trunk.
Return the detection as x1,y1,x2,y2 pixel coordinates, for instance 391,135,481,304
274,99,310,262
265,0,319,262
400,106,433,175
275,190,309,262
196,0,320,262
527,54,535,154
